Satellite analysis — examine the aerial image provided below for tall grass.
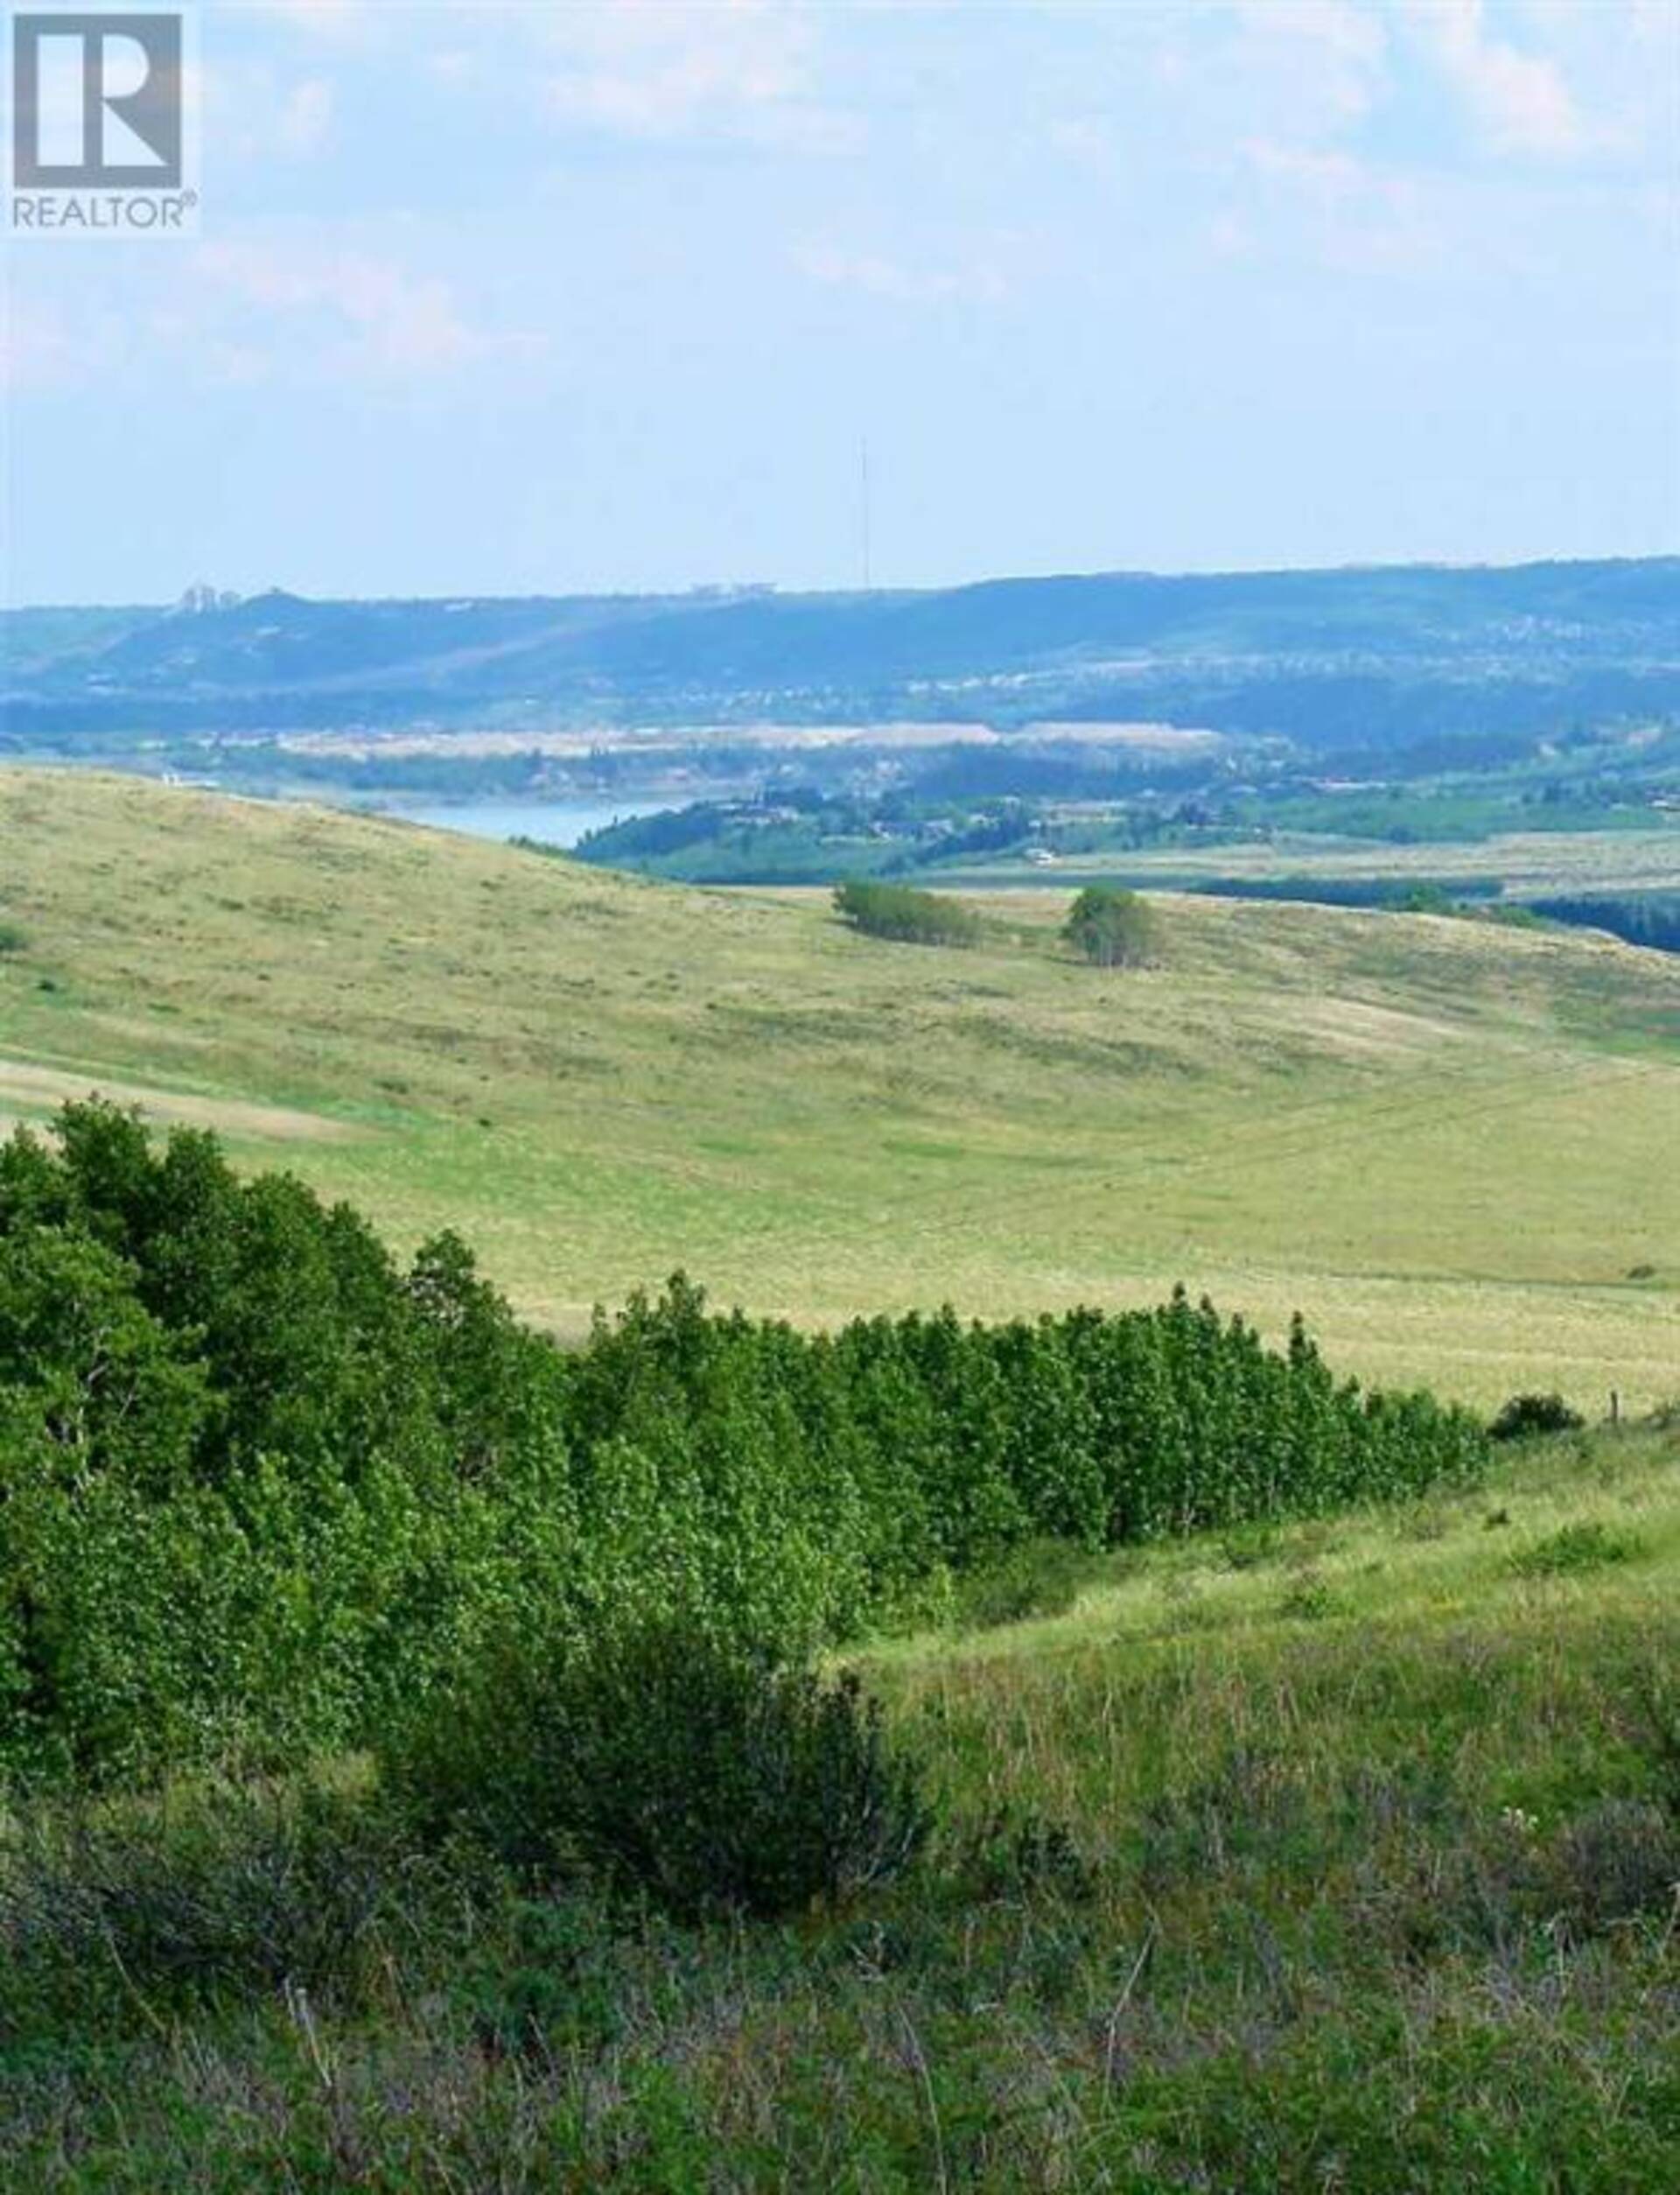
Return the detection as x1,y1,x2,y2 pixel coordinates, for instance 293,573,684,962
4,1423,1676,2190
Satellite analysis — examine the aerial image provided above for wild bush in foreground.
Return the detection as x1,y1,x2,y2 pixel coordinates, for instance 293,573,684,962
0,1778,400,2037
1490,1392,1586,1441
385,1625,932,1919
4,1587,1680,2191
1548,1799,1680,1931
1512,1521,1642,1579
947,1536,1098,1630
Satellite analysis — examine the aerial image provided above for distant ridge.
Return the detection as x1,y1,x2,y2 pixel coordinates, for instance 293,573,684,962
4,555,1677,754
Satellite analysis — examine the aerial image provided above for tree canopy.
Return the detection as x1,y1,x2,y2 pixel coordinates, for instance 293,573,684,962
1063,885,1158,968
833,880,981,947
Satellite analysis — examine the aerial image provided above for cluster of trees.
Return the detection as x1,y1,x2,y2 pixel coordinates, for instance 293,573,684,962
1063,885,1158,966
0,1105,1486,1791
833,880,982,946
1528,894,1680,957
834,878,1167,966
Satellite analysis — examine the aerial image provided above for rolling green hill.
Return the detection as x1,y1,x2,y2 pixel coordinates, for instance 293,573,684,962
7,1411,1680,2190
2,767,1677,1409
4,765,1680,2192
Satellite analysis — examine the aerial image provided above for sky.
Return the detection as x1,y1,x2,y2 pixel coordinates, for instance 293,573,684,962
2,0,1677,604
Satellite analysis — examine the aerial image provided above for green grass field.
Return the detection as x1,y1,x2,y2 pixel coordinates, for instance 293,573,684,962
2,768,1677,1410
5,1420,1677,2189
4,767,1680,2189
936,823,1680,896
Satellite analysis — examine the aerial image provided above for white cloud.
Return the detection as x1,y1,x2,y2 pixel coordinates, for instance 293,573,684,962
1,240,522,396
191,241,539,377
204,56,341,168
0,298,88,391
1230,0,1390,126
247,0,371,42
276,77,335,157
1238,136,1440,268
424,49,476,88
1508,0,1679,158
539,0,858,150
1403,0,1586,157
794,242,1010,306
1243,138,1371,197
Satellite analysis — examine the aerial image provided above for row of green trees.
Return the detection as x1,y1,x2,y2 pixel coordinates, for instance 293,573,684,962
0,1104,1486,1789
1528,894,1680,956
833,879,983,946
834,878,1162,967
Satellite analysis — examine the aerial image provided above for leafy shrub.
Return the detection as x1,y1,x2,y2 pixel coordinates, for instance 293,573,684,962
1511,1521,1642,1580
1546,1799,1680,1930
948,1537,1095,1630
455,1895,644,2057
0,1105,580,1789
833,879,980,947
1489,1392,1586,1441
386,1624,933,1920
0,921,29,955
950,1808,1102,1903
0,1779,397,2035
1220,1523,1281,1569
1062,884,1157,968
1278,1570,1339,1621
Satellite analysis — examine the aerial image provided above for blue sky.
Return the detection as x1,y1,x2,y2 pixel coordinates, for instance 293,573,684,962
4,0,1676,603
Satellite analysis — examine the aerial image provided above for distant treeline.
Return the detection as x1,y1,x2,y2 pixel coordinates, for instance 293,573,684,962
0,1105,1486,1790
9,560,1679,763
1525,894,1680,955
576,801,741,859
576,794,1046,882
910,747,1214,802
1191,875,1503,910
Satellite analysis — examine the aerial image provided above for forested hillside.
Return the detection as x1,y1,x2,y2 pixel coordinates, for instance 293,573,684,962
7,557,1677,751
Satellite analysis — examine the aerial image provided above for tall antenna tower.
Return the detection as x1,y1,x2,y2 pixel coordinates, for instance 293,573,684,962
860,437,872,593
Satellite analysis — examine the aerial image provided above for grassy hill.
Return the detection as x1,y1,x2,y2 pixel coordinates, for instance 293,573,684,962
4,765,1679,2191
6,1417,1678,2188
2,766,1678,1408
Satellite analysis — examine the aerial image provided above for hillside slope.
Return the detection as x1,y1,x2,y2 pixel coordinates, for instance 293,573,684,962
8,556,1679,747
7,1413,1679,2190
1,768,1676,1406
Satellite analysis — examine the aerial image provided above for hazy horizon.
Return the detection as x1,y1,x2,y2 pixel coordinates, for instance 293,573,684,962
4,1,1676,605
12,543,1680,619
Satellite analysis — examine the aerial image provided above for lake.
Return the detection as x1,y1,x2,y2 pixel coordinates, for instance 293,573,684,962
374,798,673,850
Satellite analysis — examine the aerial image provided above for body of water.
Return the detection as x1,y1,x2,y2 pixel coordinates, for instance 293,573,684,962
376,798,673,849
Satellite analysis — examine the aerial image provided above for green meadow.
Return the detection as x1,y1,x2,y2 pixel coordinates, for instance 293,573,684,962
4,1419,1677,2190
936,824,1680,897
2,768,1676,1409
3,767,1680,2190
